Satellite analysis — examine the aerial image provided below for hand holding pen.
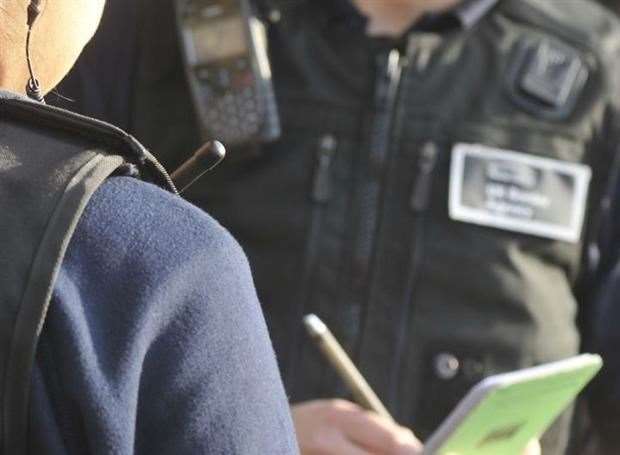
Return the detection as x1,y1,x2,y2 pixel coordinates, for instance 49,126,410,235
294,314,422,455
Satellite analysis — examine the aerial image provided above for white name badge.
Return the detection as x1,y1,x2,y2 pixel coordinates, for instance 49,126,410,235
449,143,592,243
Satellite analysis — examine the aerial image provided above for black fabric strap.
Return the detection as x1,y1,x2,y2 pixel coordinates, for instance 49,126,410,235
1,96,177,194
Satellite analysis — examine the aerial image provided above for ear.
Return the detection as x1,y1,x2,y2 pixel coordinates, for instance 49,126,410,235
0,0,43,95
25,0,105,94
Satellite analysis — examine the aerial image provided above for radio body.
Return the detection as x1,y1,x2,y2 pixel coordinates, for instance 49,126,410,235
175,0,280,147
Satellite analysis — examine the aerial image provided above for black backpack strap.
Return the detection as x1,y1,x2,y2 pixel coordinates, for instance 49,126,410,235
0,93,175,454
1,94,177,194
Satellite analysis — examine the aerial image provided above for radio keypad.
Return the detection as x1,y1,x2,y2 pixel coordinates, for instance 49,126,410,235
198,57,262,144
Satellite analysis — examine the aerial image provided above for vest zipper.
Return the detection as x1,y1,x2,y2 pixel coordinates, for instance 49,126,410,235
370,50,402,167
287,134,338,387
354,47,402,299
389,141,440,405
350,49,403,388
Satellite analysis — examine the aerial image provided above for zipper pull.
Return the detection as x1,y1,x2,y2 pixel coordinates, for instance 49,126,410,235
410,141,439,212
375,49,402,109
312,134,338,203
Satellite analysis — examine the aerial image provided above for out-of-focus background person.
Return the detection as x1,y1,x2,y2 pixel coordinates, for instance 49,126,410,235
0,0,298,453
53,0,620,453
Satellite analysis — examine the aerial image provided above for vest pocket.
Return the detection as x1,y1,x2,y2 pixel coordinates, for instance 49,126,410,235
393,124,585,431
414,342,528,438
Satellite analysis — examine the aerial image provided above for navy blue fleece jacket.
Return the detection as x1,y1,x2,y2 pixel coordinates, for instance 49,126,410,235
27,176,298,454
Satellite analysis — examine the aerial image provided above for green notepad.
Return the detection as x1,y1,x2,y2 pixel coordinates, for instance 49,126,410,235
423,354,602,455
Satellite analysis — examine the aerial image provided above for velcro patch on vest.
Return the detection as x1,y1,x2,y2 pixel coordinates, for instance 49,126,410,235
507,39,588,120
449,143,591,243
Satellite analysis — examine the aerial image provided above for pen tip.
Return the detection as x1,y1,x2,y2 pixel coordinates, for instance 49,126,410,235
303,314,327,337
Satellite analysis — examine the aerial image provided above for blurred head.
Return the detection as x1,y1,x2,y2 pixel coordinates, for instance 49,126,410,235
383,0,459,7
0,0,105,95
353,0,461,12
352,0,460,36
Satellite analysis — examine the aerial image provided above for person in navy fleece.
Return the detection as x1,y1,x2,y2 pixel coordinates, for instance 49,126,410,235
28,178,298,454
0,0,297,453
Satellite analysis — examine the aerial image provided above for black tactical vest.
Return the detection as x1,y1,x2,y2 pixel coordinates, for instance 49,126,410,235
0,91,175,454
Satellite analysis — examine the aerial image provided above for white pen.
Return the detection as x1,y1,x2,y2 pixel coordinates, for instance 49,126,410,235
303,314,394,422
